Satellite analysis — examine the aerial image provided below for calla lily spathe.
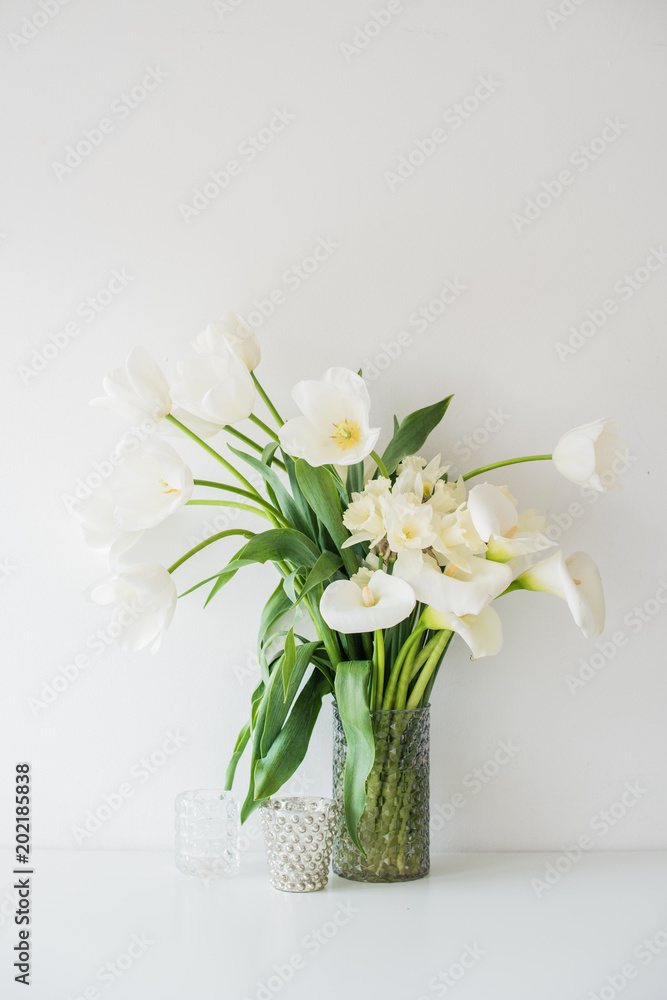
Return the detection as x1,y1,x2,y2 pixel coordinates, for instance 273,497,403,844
422,603,503,659
170,336,256,427
279,368,380,467
193,312,261,372
514,549,605,638
398,555,512,617
552,418,627,492
320,570,416,633
90,347,172,424
86,563,177,653
467,483,552,563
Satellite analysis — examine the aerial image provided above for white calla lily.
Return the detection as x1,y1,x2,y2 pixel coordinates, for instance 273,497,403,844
552,417,627,492
320,570,415,633
90,347,171,424
279,367,380,467
170,337,256,426
398,555,512,617
422,603,503,659
86,563,177,653
193,312,261,371
514,549,605,638
104,439,194,530
467,484,552,563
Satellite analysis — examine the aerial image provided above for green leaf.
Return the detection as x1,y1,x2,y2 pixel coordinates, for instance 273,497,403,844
295,461,358,576
346,460,364,499
334,660,375,853
254,675,331,800
261,440,280,466
254,642,320,759
228,445,312,536
281,628,296,699
224,720,251,790
381,395,454,475
205,528,320,606
293,551,343,606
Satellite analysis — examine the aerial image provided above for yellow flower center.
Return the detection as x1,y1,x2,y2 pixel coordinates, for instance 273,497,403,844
330,419,362,451
159,478,180,495
362,586,375,607
503,525,518,539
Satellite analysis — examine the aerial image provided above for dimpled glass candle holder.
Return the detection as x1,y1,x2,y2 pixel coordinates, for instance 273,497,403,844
175,790,240,878
260,797,336,892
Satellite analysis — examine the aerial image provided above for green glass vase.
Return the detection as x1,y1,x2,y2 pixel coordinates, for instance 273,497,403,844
332,702,430,883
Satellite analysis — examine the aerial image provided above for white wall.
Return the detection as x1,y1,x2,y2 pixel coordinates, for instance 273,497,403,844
3,0,666,854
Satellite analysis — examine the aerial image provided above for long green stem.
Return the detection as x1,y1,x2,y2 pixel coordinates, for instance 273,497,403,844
167,529,255,574
393,633,425,710
374,630,385,709
166,414,261,497
462,454,552,482
406,630,452,708
249,413,279,442
252,372,284,426
382,628,425,710
370,450,389,479
222,425,264,454
186,498,282,526
193,480,285,522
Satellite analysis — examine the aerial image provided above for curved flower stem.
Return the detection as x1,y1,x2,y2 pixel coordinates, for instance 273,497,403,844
252,372,284,427
193,480,285,523
166,414,261,498
167,528,255,574
406,630,452,709
222,425,264,454
249,413,280,442
186,498,283,527
370,450,389,479
462,454,552,482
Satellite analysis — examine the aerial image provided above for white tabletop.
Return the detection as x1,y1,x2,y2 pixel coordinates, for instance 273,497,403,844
2,849,667,999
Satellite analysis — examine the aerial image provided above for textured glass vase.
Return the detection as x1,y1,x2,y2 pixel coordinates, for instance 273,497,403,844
174,790,240,878
332,703,430,883
260,797,336,892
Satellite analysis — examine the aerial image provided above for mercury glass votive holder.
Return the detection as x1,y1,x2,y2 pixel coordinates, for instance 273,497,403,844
260,797,336,892
175,789,240,878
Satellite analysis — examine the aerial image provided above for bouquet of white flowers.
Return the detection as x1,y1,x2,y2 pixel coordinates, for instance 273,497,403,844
79,313,624,881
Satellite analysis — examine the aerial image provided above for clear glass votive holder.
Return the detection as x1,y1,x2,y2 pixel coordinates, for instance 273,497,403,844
260,797,336,892
175,789,240,878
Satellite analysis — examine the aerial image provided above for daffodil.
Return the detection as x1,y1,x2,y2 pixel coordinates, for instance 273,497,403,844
279,367,380,467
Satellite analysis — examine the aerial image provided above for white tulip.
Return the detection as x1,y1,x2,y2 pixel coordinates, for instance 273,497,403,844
552,418,627,492
170,337,256,426
320,570,416,633
422,604,503,659
90,347,171,424
393,454,449,500
86,563,178,653
74,493,144,561
104,439,194,531
398,555,512,617
279,367,380,467
193,312,261,372
514,549,605,638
